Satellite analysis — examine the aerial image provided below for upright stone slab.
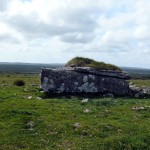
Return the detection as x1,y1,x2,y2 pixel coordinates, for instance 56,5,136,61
41,67,130,96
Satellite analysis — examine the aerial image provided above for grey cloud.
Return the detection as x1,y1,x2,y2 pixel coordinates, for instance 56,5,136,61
63,42,131,54
60,32,95,43
5,7,98,43
0,33,19,43
103,43,131,53
6,14,92,37
59,7,99,31
0,0,10,12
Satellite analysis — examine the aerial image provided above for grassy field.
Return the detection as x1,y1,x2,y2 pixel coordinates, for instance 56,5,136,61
130,79,150,87
0,74,150,150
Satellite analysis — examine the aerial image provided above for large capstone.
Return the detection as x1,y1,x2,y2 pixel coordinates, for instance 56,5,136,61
41,67,130,96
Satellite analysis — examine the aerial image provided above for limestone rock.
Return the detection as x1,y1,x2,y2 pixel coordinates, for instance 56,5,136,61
65,67,130,80
73,123,80,129
132,106,145,110
129,84,150,98
83,109,91,113
81,98,89,103
41,67,130,96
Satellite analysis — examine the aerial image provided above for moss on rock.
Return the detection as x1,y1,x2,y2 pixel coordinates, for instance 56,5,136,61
65,57,122,71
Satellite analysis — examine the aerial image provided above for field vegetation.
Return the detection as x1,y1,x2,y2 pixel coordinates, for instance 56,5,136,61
0,73,150,149
65,57,122,71
130,79,150,87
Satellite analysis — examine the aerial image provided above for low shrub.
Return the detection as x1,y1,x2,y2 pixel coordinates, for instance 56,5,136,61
13,80,25,86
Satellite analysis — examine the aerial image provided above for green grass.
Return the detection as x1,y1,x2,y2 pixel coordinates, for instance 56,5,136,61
65,57,122,71
0,74,150,149
130,79,150,87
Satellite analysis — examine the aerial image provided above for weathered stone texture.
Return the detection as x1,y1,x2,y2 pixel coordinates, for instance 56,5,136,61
129,83,150,98
41,67,130,96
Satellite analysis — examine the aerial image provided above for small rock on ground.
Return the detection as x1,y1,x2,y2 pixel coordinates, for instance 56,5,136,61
132,106,145,110
83,109,91,113
81,98,89,103
28,96,32,99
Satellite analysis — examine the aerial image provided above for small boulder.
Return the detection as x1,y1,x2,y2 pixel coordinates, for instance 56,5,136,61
28,96,32,99
73,123,80,130
83,109,91,113
132,106,145,111
81,98,89,103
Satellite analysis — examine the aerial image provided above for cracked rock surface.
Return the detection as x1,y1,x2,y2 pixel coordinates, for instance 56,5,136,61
41,67,130,96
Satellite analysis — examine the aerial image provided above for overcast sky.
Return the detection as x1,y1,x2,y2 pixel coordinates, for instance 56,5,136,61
0,0,150,68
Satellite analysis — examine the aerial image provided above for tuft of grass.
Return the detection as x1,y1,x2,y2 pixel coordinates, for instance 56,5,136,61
89,61,122,71
65,57,122,71
13,79,25,86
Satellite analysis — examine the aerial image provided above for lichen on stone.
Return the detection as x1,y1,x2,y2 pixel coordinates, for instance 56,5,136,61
83,75,88,82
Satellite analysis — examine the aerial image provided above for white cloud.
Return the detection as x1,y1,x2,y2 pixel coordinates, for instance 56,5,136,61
0,0,150,68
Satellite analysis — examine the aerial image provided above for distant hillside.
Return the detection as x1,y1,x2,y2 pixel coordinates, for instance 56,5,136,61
121,67,150,79
0,63,64,74
0,63,150,79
